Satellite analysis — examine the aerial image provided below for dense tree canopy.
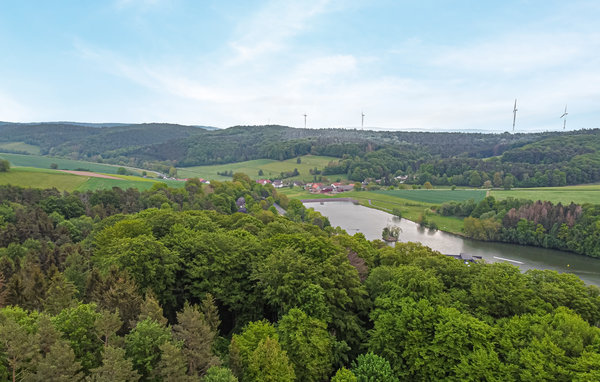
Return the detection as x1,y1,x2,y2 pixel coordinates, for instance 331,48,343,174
0,180,599,381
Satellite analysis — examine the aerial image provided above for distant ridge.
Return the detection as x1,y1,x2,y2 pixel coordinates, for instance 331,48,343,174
0,121,219,130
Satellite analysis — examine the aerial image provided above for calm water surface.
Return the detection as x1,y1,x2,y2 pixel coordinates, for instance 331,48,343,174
304,201,600,286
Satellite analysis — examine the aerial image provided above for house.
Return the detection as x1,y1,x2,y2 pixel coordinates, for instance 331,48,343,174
336,184,355,192
308,183,323,193
320,186,334,193
257,179,272,185
272,180,284,188
444,253,483,264
395,175,409,183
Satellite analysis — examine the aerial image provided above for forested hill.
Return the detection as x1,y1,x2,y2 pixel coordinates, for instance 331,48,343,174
130,125,558,166
2,122,600,186
0,122,209,158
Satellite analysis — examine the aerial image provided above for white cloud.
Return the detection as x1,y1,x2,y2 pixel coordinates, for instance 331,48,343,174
226,0,332,65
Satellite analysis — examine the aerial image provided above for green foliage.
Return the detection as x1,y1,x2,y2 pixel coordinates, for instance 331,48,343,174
0,159,10,172
88,346,140,382
351,352,397,382
173,303,220,376
331,367,357,382
124,318,172,379
30,340,84,381
229,320,278,379
203,366,238,382
52,303,102,372
246,337,295,382
277,308,334,382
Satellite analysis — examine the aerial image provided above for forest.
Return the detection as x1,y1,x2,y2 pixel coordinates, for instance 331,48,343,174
1,177,599,381
439,196,600,258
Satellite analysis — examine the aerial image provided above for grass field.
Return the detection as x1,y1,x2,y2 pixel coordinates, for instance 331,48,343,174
0,167,88,191
177,155,345,182
75,177,185,191
0,167,186,192
0,153,144,175
0,142,40,154
491,185,600,205
373,189,486,204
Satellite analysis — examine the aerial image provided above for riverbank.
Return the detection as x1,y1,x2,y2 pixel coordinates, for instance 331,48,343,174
303,200,600,286
280,188,465,235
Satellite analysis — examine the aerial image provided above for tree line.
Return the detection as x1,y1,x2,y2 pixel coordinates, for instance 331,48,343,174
439,196,600,258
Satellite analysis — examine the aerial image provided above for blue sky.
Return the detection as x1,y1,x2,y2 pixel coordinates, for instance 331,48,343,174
1,0,599,131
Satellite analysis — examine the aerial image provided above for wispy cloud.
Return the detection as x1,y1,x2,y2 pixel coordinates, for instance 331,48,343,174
226,0,332,65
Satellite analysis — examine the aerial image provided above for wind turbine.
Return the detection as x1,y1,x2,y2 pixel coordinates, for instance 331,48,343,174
512,99,518,133
361,111,365,129
303,113,307,129
560,105,568,130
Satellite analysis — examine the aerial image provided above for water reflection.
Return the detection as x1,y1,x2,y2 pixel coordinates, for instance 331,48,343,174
304,201,600,286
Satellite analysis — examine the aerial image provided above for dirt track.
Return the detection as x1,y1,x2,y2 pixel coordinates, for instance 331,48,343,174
60,170,122,180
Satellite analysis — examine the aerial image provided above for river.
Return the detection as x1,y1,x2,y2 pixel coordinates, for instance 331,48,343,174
304,201,600,286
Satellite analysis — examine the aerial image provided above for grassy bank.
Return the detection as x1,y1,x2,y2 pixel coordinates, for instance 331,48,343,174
279,188,466,234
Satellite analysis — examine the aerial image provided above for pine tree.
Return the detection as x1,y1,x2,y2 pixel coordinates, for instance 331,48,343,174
44,272,78,315
173,303,220,377
0,316,39,382
95,309,122,348
153,342,194,382
201,293,221,332
30,340,84,382
137,291,167,327
88,346,140,382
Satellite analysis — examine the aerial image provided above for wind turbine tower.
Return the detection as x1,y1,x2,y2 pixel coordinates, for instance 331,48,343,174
361,111,365,130
512,99,518,133
560,105,568,130
303,113,307,129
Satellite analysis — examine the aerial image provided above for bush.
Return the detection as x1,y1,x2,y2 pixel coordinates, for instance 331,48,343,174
0,159,10,172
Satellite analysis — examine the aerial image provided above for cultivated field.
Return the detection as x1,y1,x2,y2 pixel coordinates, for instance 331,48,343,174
492,185,600,205
373,189,487,204
0,167,88,191
177,155,344,182
0,167,185,192
0,152,144,175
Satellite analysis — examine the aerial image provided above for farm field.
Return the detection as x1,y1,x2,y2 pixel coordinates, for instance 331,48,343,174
75,177,185,192
492,184,600,205
0,142,40,154
0,167,185,192
372,189,486,204
0,152,144,175
177,155,344,182
0,167,88,191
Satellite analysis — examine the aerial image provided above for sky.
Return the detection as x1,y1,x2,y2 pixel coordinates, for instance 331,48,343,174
1,0,599,132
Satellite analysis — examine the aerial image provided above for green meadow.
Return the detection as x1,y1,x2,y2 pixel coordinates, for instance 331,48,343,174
0,167,88,191
0,152,144,175
372,189,486,204
0,167,185,192
0,142,41,154
177,155,344,182
491,185,600,205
